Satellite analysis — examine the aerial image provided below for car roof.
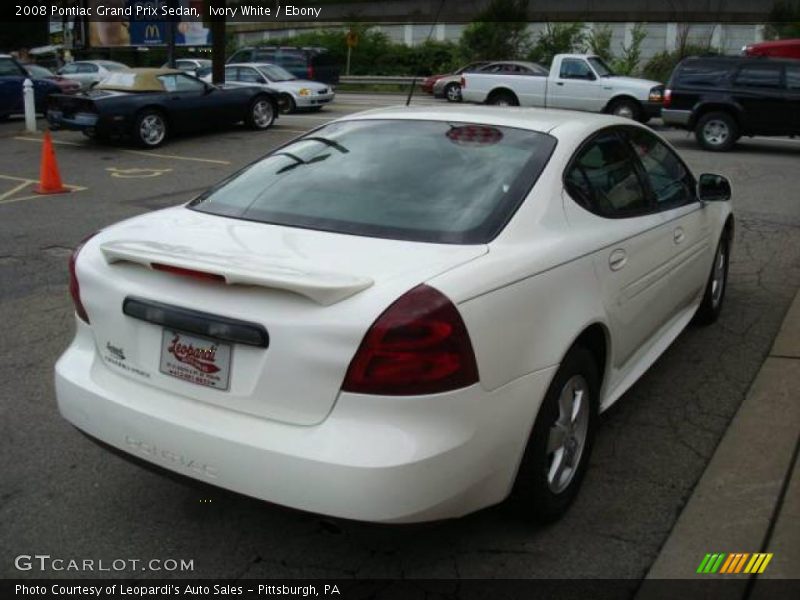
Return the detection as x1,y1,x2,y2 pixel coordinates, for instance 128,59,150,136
681,54,799,66
336,105,633,136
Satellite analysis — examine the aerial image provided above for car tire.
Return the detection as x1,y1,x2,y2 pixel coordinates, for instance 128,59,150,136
693,230,730,326
278,94,296,114
608,97,642,121
134,110,168,148
487,90,519,107
695,112,738,152
247,97,276,130
508,345,599,523
444,82,462,103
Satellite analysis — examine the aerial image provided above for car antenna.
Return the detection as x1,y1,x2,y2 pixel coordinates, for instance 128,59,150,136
406,0,448,107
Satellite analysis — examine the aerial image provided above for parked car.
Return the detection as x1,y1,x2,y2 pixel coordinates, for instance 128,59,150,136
161,58,212,77
46,68,279,147
56,60,130,91
421,61,491,95
0,54,62,119
227,46,340,85
462,54,664,122
743,39,800,59
662,55,800,151
208,63,334,113
437,61,549,103
23,64,81,95
56,106,733,524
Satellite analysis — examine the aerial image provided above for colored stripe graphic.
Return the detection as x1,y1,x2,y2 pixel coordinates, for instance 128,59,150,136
700,553,774,575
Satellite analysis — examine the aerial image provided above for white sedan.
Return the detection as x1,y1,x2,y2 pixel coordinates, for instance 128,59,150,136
56,107,733,523
206,62,334,113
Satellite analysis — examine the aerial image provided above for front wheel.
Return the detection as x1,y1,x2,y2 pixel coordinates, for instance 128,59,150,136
246,97,276,130
508,345,599,523
695,112,738,152
134,110,167,148
444,82,462,103
278,94,296,115
693,231,730,325
608,98,642,121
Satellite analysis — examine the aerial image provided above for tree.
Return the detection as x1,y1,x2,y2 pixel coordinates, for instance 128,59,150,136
458,0,531,61
612,23,647,75
764,1,800,39
528,23,586,67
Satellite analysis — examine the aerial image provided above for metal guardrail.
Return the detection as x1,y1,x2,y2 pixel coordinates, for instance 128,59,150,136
338,75,416,86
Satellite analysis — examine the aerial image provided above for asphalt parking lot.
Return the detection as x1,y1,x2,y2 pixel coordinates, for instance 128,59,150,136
1,94,799,584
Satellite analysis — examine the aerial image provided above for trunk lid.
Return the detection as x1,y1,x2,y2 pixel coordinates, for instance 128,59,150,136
77,207,487,425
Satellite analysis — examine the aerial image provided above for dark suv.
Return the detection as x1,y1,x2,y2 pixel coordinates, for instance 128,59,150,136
227,47,340,85
662,56,800,151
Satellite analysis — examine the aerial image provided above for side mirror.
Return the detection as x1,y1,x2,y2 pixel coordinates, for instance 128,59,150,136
697,173,731,202
203,83,215,94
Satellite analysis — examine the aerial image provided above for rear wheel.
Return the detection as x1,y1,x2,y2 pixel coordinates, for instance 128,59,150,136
487,90,519,107
509,345,599,523
247,97,276,130
695,112,738,152
134,110,167,148
444,82,462,103
694,230,730,325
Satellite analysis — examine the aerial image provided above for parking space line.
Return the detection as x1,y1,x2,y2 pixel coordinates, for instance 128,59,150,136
0,174,86,205
13,136,231,165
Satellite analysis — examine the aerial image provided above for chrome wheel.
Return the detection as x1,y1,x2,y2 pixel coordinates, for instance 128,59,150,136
139,114,166,146
711,240,727,308
445,83,461,102
703,119,730,147
252,99,274,128
546,375,590,494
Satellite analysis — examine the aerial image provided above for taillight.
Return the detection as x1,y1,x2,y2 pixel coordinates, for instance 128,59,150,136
460,76,466,88
342,285,479,396
69,232,99,324
663,89,672,108
307,65,315,80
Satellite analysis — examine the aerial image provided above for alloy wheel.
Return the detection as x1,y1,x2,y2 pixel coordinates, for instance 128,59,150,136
253,100,274,128
546,375,590,494
139,114,165,146
703,120,730,147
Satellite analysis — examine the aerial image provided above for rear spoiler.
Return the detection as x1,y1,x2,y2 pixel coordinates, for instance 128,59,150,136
100,240,374,306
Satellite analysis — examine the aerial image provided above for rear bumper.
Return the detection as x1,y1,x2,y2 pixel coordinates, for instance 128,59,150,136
55,319,556,523
662,108,692,128
643,101,663,119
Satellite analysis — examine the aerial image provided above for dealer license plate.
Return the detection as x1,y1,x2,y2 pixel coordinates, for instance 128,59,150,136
159,329,232,390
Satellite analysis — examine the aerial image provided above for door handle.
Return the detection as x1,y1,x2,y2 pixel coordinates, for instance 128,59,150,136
673,227,686,244
609,248,627,271
556,82,565,86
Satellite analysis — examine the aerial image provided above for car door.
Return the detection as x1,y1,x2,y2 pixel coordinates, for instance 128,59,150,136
159,73,219,131
563,129,682,368
0,56,27,114
623,127,713,316
548,58,603,112
785,64,800,135
731,63,789,135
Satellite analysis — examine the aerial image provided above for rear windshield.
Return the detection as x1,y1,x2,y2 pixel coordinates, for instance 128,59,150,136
190,119,556,244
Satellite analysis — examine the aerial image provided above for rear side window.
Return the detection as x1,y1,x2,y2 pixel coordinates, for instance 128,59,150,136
190,120,557,244
565,132,649,218
674,62,731,86
734,65,783,89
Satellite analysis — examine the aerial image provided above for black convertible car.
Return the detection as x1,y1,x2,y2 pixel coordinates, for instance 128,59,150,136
46,68,279,147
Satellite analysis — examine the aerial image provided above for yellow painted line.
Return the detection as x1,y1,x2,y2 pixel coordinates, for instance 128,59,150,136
14,136,231,166
0,174,85,205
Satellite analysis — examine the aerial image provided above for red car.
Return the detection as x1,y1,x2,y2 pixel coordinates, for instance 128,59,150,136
742,39,800,59
23,64,81,95
421,61,491,94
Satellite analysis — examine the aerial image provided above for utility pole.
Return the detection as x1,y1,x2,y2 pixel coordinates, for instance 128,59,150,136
166,0,178,68
206,0,226,84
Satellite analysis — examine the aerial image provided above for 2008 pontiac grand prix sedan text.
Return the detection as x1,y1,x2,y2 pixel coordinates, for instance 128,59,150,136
55,106,733,523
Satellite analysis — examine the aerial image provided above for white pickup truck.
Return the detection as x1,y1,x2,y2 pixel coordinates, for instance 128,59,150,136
461,54,664,122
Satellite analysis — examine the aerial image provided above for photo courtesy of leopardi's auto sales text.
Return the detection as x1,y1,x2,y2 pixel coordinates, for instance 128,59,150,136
1,0,799,599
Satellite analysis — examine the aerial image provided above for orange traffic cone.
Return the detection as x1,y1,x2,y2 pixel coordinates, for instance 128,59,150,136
36,130,69,194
